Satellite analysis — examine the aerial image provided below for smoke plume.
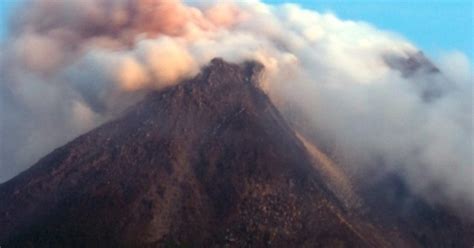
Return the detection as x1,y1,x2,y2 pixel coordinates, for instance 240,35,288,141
1,0,472,209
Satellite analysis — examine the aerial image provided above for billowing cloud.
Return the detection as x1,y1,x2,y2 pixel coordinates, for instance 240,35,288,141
0,0,472,211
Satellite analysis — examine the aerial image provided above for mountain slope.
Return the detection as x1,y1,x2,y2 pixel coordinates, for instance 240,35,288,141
0,59,472,247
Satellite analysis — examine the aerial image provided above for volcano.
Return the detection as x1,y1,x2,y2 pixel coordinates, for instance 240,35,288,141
0,59,472,247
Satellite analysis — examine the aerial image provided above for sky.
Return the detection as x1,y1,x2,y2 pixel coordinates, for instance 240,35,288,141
0,0,472,61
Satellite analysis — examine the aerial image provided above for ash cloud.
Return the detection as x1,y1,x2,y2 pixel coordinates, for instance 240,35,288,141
1,0,472,209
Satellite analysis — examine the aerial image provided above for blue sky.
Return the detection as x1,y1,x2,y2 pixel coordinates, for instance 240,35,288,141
1,0,472,60
0,0,17,38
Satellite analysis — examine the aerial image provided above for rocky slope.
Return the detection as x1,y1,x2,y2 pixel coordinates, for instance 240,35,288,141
0,59,472,247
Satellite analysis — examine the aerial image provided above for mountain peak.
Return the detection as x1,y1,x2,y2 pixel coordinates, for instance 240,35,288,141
0,59,368,247
1,59,472,247
196,58,264,89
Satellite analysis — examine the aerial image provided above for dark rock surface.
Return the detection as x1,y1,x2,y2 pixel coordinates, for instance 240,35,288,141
0,59,472,247
383,51,440,77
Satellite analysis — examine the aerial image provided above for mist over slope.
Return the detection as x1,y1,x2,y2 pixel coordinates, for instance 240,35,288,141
0,0,472,209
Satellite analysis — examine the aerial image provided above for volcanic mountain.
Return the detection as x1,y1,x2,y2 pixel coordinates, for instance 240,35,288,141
0,59,472,247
